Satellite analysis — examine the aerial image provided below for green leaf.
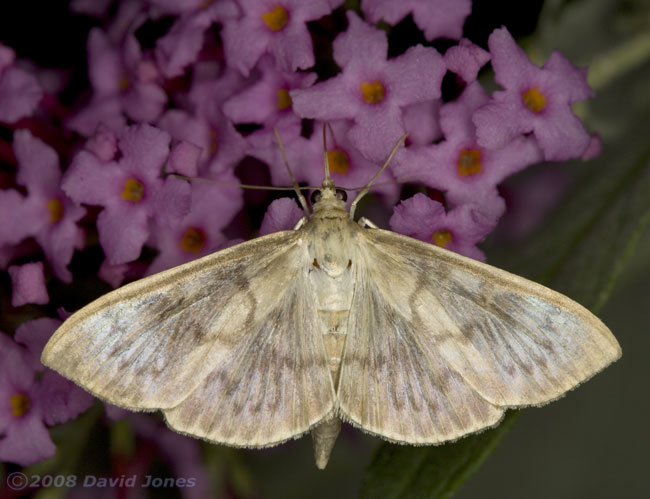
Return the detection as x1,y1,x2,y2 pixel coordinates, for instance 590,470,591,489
359,413,518,499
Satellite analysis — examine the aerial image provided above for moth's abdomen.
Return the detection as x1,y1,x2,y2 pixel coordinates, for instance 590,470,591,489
318,309,350,388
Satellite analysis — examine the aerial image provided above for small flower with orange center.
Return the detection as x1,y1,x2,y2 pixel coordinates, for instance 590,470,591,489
62,124,193,265
472,27,594,161
67,29,167,137
222,55,316,148
250,120,399,205
389,193,498,262
159,68,249,175
221,0,341,76
0,319,92,465
291,12,445,164
146,174,243,275
1,130,86,283
393,83,540,215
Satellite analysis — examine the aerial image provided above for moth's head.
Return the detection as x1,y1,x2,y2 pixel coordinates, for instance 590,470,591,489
310,180,348,214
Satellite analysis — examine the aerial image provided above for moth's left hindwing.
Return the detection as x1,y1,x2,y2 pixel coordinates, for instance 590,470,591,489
42,230,335,444
338,228,621,443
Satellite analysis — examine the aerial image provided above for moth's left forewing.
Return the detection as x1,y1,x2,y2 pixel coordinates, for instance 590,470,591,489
337,227,504,444
355,228,621,409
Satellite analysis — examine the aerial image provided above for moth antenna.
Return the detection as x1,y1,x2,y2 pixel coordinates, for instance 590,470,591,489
349,133,408,219
167,173,322,192
274,128,310,215
322,122,332,185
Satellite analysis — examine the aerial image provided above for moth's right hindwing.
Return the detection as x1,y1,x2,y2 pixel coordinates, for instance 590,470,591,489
338,227,621,443
42,230,333,428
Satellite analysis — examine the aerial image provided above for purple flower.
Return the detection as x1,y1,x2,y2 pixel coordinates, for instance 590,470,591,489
393,82,541,215
223,55,317,148
97,259,131,288
67,29,167,136
389,193,498,261
147,170,243,274
312,120,400,203
0,321,93,466
222,0,342,76
154,0,239,78
0,335,55,466
11,130,86,282
259,197,304,235
62,124,191,265
8,262,49,307
402,100,442,146
158,66,249,174
444,38,491,84
15,320,93,426
362,0,472,41
0,189,32,248
291,11,445,163
0,44,43,123
472,27,594,161
14,317,61,370
249,134,317,187
251,120,399,206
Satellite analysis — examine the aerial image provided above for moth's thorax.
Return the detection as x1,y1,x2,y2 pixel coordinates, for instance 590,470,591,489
304,212,357,278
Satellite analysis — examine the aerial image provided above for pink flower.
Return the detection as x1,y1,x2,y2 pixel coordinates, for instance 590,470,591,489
67,29,167,136
223,55,316,148
291,11,445,163
393,82,541,216
472,27,594,161
0,334,55,466
222,0,342,76
158,67,249,175
10,130,86,282
402,100,443,147
0,189,33,248
147,170,243,274
251,120,399,206
389,193,498,261
62,124,192,264
259,197,304,235
0,44,43,123
153,0,239,78
0,321,93,466
362,0,471,40
444,38,491,83
8,262,49,306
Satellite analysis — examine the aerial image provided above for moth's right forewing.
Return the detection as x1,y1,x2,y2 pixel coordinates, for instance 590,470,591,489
42,231,302,411
360,229,621,409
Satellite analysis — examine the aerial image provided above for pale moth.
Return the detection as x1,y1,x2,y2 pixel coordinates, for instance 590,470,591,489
42,131,621,469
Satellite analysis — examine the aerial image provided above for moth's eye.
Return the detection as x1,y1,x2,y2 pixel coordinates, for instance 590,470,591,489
335,189,347,202
310,190,322,204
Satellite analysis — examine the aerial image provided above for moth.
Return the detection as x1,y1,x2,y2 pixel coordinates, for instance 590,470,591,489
42,134,621,469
